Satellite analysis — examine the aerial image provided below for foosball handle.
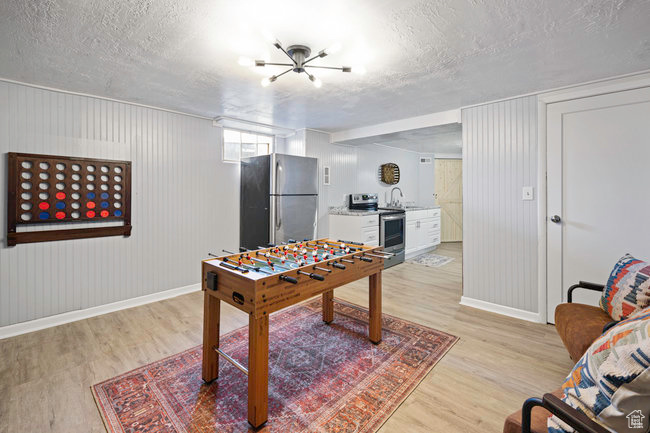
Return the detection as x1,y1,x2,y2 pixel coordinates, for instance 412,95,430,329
239,247,249,252
288,239,297,243
358,256,372,262
279,275,298,284
331,261,346,270
308,273,325,281
338,239,364,245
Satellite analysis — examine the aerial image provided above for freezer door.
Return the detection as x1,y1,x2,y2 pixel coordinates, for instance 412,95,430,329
270,195,318,244
270,154,318,195
240,155,271,249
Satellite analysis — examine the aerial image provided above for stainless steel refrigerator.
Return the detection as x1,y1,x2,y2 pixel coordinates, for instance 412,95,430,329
240,153,318,249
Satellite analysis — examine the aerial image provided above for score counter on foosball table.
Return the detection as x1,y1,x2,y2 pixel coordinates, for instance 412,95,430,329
200,238,392,428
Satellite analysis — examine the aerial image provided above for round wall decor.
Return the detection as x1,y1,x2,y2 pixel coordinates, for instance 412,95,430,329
378,163,400,185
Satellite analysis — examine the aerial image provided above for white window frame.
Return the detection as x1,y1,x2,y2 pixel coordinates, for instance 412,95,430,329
222,128,274,163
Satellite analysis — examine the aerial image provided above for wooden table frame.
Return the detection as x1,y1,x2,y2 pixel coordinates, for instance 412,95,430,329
200,239,385,428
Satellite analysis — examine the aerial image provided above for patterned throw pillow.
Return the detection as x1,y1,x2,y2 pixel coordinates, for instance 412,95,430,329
548,307,650,433
600,254,650,321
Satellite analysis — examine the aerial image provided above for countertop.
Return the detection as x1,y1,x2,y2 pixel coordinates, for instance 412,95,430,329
328,205,440,216
328,207,379,216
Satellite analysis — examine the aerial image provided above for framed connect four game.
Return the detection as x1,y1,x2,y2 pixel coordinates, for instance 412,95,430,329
7,152,132,246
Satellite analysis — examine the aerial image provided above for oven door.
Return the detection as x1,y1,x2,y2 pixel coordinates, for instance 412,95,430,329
380,213,405,253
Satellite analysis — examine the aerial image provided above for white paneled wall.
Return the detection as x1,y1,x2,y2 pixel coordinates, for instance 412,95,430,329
462,95,538,314
304,130,358,237
0,81,238,327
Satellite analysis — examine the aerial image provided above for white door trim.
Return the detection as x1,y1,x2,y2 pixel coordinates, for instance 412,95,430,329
537,71,650,323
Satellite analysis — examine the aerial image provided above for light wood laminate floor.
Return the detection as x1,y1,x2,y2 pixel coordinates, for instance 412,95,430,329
0,243,572,433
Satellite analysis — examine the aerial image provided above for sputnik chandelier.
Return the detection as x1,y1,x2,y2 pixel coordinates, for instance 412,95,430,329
241,39,363,88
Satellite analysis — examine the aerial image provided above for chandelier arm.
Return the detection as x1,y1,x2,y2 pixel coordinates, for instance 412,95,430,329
263,62,294,67
275,44,296,64
304,65,346,71
302,55,322,66
275,67,294,79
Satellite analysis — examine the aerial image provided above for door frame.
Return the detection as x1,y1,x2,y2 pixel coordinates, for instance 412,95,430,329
537,71,650,323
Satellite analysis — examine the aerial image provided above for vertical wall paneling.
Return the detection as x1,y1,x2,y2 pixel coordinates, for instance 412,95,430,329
0,81,239,327
462,95,539,314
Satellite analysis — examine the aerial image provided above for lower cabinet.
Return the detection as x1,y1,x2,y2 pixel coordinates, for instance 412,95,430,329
328,214,379,246
405,209,441,257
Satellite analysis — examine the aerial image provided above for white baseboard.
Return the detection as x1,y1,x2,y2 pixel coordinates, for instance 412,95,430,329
0,284,201,340
405,245,439,260
459,296,544,323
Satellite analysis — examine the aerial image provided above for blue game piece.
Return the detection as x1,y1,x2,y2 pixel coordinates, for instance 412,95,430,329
114,210,122,217
100,192,109,200
101,202,109,208
87,192,96,199
39,212,50,220
56,202,65,209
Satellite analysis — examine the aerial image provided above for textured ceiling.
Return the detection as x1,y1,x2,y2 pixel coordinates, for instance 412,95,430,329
339,124,463,154
1,0,650,131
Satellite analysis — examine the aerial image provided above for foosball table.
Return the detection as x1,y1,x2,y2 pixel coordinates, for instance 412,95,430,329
201,238,391,428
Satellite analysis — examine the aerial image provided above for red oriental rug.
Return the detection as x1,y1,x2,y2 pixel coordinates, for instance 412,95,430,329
92,299,458,433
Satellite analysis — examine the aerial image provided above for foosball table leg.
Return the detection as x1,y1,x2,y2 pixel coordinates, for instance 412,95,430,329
202,292,220,382
369,271,382,344
248,314,269,428
322,290,334,324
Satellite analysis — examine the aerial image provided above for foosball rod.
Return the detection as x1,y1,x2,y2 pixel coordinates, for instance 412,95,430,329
220,250,298,283
308,241,358,253
364,252,393,259
308,241,394,258
278,246,333,265
262,251,327,280
272,248,332,273
209,252,260,274
237,254,299,284
254,251,293,271
224,256,274,275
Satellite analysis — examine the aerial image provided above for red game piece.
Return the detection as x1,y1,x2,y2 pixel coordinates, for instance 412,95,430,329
55,211,65,219
38,202,49,210
100,210,109,217
55,192,66,200
86,210,95,218
87,201,96,209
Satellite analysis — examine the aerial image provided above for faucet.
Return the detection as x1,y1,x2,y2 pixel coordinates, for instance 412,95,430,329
390,187,403,207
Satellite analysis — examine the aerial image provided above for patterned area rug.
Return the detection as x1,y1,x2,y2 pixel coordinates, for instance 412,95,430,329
407,253,455,268
92,299,458,433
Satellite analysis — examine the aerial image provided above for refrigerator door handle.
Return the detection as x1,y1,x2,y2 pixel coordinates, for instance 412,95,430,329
269,198,276,245
276,199,282,230
275,159,283,195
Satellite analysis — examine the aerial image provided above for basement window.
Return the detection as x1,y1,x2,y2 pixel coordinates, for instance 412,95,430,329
223,129,273,162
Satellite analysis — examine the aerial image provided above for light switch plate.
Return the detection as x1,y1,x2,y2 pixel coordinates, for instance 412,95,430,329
522,186,534,200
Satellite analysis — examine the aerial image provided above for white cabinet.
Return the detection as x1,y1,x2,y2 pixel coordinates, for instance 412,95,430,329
328,214,379,246
405,208,441,257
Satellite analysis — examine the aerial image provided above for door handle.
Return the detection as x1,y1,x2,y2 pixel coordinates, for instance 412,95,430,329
550,215,561,223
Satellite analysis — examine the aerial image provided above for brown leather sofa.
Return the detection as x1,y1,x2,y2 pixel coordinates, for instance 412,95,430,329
503,281,614,433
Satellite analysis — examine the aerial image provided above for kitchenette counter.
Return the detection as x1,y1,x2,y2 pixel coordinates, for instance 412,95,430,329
328,207,380,216
402,205,440,211
328,205,440,215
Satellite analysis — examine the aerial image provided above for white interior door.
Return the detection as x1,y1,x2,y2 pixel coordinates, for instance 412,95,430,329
546,86,650,322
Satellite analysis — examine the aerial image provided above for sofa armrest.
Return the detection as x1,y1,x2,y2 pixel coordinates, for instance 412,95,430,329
521,394,609,433
567,281,605,303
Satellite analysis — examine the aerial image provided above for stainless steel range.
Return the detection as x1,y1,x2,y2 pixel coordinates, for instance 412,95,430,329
348,193,405,269
378,208,405,268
